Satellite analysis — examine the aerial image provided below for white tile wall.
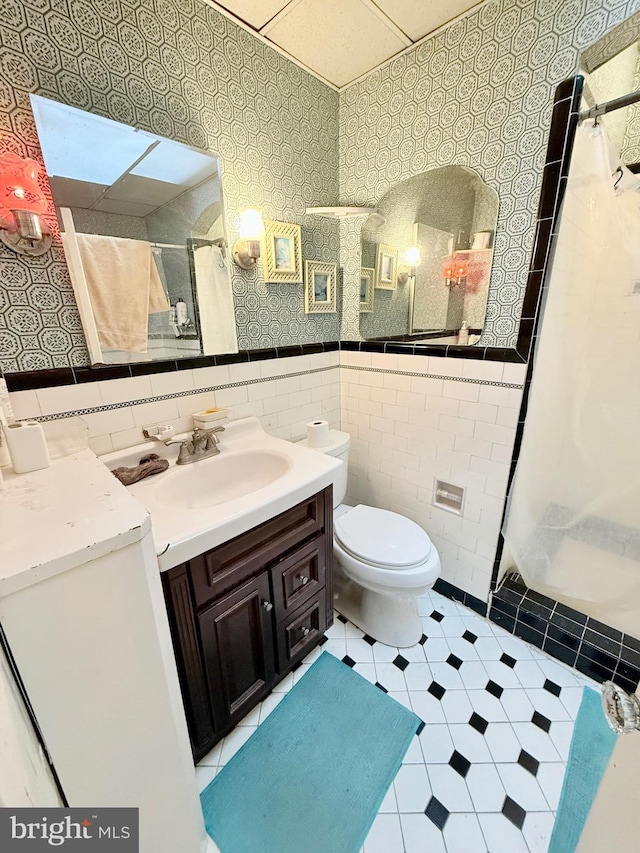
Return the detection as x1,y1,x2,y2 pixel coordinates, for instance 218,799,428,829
339,351,524,603
8,348,524,605
8,352,340,458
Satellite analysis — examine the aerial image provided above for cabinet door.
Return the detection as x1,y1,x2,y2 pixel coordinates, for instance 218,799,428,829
198,572,275,731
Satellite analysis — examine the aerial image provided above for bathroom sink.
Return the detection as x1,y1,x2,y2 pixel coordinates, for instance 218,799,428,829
101,417,340,571
153,448,291,509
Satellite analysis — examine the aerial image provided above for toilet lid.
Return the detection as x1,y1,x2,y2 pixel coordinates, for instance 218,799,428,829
335,505,433,568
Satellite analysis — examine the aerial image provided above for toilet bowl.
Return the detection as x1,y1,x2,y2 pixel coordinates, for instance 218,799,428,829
297,430,441,647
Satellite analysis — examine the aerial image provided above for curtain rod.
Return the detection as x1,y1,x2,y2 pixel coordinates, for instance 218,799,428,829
579,88,640,122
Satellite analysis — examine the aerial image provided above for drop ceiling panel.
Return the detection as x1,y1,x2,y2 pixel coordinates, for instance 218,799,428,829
104,175,185,207
373,0,480,42
215,0,291,29
265,0,407,88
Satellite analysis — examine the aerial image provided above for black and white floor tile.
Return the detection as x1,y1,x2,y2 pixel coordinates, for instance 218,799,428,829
197,590,595,853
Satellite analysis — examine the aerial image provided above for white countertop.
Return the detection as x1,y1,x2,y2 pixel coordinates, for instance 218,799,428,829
0,450,150,598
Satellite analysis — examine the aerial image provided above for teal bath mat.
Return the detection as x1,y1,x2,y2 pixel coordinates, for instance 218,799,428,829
548,686,617,853
200,652,420,853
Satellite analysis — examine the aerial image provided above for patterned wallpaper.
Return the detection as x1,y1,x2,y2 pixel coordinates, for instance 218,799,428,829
0,0,339,372
338,0,640,347
2,0,640,370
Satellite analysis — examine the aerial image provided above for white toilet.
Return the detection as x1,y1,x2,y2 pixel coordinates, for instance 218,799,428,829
298,429,441,647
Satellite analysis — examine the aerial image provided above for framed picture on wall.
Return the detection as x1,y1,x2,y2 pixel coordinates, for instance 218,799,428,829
376,243,398,290
360,267,375,312
263,220,303,283
304,260,337,313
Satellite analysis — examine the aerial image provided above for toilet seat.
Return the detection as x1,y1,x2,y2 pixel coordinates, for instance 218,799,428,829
334,505,434,571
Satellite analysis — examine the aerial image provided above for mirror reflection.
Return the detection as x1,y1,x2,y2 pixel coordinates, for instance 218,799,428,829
360,166,498,345
31,95,238,365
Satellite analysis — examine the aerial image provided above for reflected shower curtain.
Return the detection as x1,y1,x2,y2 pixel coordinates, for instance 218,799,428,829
502,121,640,637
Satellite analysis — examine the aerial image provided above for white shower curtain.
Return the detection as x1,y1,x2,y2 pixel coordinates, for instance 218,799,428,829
502,120,640,637
193,243,238,355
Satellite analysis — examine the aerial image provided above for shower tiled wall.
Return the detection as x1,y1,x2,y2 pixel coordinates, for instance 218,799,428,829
340,349,525,603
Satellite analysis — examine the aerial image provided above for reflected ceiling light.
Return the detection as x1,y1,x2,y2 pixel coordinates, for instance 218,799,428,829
232,208,264,269
0,152,52,256
398,246,421,284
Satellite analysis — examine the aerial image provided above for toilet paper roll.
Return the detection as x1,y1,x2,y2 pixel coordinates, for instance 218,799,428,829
306,419,330,448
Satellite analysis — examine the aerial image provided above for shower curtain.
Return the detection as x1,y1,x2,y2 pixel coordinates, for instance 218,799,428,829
502,120,640,637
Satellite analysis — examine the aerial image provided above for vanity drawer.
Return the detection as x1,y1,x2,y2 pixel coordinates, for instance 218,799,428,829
277,596,327,672
271,536,325,617
191,490,328,609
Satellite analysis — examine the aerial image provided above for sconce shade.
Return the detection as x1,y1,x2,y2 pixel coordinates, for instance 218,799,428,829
0,153,48,228
232,208,264,269
238,208,265,240
0,152,51,255
442,259,455,280
454,258,468,278
404,246,421,267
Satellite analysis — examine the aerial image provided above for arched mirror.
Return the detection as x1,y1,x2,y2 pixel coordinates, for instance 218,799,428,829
360,166,499,345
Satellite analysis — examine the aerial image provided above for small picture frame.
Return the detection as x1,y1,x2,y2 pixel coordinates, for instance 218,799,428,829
304,260,337,313
359,267,375,312
376,243,398,290
263,220,303,283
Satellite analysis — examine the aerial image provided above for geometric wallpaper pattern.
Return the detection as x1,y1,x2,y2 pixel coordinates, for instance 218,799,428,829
1,0,640,369
338,0,640,347
0,0,339,372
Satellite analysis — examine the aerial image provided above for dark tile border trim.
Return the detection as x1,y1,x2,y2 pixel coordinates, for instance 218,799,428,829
4,341,340,392
339,340,525,363
490,577,640,691
491,75,584,594
433,578,487,618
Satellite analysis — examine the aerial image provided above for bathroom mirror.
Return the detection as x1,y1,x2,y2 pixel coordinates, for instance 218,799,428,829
360,166,498,345
31,95,238,365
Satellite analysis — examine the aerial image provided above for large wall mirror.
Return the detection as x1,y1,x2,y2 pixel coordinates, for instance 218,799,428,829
31,95,237,366
359,167,499,345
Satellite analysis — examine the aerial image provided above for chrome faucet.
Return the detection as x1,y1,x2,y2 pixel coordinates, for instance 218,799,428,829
165,425,225,465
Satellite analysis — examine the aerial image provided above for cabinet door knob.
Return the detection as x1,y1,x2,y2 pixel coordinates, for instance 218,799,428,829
297,574,310,585
262,600,273,612
301,626,310,636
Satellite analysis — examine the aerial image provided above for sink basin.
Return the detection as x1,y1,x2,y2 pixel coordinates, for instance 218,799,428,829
153,449,291,509
100,417,341,571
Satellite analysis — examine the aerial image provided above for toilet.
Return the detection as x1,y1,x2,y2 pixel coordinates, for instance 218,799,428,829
298,429,441,647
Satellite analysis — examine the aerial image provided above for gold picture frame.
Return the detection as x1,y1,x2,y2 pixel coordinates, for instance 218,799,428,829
376,243,398,290
263,219,303,283
359,267,375,312
304,260,337,314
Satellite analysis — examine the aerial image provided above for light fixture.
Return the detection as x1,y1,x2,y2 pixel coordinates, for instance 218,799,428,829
0,152,52,256
442,255,468,288
232,208,264,269
398,246,422,284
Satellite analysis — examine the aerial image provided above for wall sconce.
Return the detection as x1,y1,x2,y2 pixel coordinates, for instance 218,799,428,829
398,246,421,285
442,255,468,289
232,208,264,269
0,152,52,256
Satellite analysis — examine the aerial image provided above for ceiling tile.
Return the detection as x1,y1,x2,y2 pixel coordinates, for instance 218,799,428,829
266,0,406,87
215,0,291,30
370,0,480,42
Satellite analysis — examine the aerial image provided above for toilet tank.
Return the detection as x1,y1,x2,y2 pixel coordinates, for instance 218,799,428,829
296,430,350,508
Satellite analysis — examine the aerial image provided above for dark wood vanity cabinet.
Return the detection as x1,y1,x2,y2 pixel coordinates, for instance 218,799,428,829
161,487,333,761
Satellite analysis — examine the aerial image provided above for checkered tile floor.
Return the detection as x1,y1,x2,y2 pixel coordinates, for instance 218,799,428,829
197,589,596,853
